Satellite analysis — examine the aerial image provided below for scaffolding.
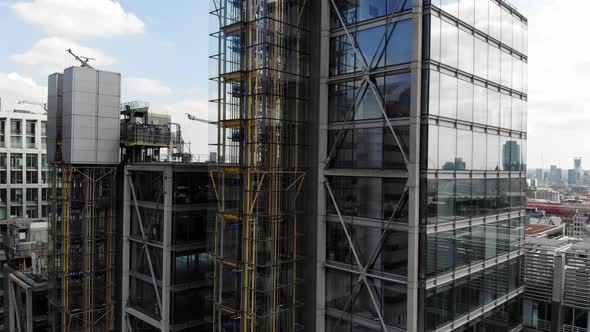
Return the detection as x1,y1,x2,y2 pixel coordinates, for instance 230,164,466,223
210,0,309,331
48,165,116,332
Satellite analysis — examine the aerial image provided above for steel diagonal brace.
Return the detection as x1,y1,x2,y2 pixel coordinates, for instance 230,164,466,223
364,186,409,273
127,175,163,315
363,277,388,332
366,78,409,167
325,78,369,166
324,180,363,269
333,275,364,329
330,0,369,72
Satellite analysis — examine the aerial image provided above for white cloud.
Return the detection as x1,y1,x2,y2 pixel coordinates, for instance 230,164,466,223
125,77,172,97
0,72,46,112
13,0,144,38
513,0,590,168
12,37,116,74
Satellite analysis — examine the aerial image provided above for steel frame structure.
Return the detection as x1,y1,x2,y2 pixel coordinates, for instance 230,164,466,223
48,165,116,332
210,0,309,331
316,1,423,331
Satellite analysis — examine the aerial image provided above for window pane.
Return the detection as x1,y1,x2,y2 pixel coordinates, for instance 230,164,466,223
428,125,439,169
512,97,523,132
386,19,413,66
385,73,411,118
489,1,501,41
440,0,459,17
474,0,488,34
430,15,441,62
459,0,474,26
439,126,457,170
456,129,472,170
438,180,456,221
473,84,487,125
440,73,457,119
473,131,487,170
358,25,386,68
354,128,383,168
488,89,500,127
500,92,512,129
474,37,488,79
429,70,440,116
488,45,501,84
513,57,523,92
501,50,513,88
487,134,499,170
501,8,513,47
441,19,458,68
458,79,473,122
458,29,474,73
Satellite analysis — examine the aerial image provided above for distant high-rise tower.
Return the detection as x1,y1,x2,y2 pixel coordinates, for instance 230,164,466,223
575,157,582,169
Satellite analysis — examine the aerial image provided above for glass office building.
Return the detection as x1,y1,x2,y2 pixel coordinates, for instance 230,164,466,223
319,0,527,331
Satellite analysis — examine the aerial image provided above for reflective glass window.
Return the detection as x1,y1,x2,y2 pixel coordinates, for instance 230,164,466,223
499,178,511,211
329,80,358,122
474,37,488,79
441,19,458,68
521,139,527,171
489,1,501,41
488,89,500,127
354,128,383,168
438,180,456,221
513,57,523,92
440,73,457,119
512,97,523,132
501,8,513,47
472,179,486,216
523,22,528,55
485,222,497,259
429,70,440,116
513,19,523,53
384,126,410,169
458,79,473,122
356,80,382,120
456,129,472,170
439,126,457,170
430,15,441,62
358,0,386,22
488,45,501,84
328,130,353,168
473,84,487,125
383,178,408,222
523,61,528,93
474,0,489,34
472,131,487,170
456,179,472,217
331,34,356,75
454,274,471,317
459,0,474,26
426,284,454,330
385,73,412,117
470,271,484,310
486,133,499,170
440,0,459,17
358,25,386,68
386,19,413,66
501,50,513,88
428,125,439,169
458,29,474,74
500,92,512,129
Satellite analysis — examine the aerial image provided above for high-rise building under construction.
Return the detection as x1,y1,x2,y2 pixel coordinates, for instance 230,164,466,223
210,0,528,331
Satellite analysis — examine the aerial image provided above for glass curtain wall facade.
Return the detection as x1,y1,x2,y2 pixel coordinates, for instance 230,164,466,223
321,0,526,331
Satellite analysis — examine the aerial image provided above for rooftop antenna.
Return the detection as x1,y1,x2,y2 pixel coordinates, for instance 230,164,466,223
66,49,95,69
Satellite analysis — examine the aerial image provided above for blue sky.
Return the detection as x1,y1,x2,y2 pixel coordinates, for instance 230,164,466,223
1,0,590,167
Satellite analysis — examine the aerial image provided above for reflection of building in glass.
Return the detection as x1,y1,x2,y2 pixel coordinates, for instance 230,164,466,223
503,140,521,171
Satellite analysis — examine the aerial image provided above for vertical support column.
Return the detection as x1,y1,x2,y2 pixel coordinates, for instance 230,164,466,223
315,0,331,331
407,1,423,331
26,286,32,332
121,166,131,332
161,167,173,331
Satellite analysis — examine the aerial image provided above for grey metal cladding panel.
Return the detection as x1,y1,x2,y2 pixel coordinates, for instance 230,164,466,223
66,115,97,140
61,114,73,141
68,91,97,117
98,71,121,97
66,138,97,164
48,73,63,97
66,66,98,94
97,117,120,141
98,94,120,119
47,112,57,142
97,139,120,164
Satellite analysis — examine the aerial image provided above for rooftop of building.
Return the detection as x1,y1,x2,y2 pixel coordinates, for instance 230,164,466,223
526,224,560,236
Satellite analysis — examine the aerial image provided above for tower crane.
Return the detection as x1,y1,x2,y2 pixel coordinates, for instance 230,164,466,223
66,49,95,69
185,113,215,124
